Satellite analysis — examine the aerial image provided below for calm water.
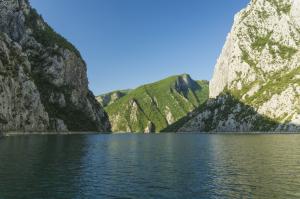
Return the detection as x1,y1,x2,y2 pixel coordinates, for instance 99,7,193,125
0,134,300,199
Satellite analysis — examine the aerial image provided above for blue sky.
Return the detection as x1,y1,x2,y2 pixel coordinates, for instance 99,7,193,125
30,0,249,95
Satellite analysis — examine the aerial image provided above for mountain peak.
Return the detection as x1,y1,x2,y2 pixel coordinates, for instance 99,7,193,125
174,74,196,96
210,0,300,98
101,75,209,133
181,0,300,132
179,74,193,84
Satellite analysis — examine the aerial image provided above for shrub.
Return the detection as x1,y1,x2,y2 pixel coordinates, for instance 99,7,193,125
25,8,82,58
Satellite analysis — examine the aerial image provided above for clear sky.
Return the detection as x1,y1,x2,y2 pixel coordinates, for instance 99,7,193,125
29,0,249,95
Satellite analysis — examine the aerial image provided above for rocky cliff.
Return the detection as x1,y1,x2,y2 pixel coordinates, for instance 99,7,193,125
102,74,208,133
180,0,300,132
0,0,110,132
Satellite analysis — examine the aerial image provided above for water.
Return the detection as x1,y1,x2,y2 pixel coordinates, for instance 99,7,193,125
0,134,300,199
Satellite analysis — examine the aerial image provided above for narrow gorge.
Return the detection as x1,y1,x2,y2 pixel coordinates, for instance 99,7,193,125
1,0,300,134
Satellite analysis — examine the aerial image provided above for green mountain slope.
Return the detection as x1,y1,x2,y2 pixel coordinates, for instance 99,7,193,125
100,74,209,133
96,90,132,107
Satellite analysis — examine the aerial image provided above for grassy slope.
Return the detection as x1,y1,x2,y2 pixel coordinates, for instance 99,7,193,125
96,89,132,107
104,75,209,132
97,89,132,99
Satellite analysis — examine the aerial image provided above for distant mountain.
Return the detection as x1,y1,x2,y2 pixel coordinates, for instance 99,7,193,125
96,90,132,107
180,0,300,132
99,74,209,133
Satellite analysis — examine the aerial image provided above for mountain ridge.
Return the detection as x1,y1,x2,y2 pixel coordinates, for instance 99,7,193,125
99,74,209,133
96,89,132,107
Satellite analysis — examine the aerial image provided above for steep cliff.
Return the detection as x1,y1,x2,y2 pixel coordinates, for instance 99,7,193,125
102,74,208,133
181,0,300,132
0,0,110,132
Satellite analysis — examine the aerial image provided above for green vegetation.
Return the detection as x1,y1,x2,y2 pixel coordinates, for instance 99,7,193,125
251,32,272,51
103,75,209,132
228,65,300,109
224,65,300,126
277,44,298,60
245,66,300,106
250,32,297,60
241,50,257,67
241,49,266,79
174,93,278,132
257,10,270,20
268,0,292,15
96,89,132,107
25,8,82,58
22,8,102,130
99,89,132,99
32,71,100,131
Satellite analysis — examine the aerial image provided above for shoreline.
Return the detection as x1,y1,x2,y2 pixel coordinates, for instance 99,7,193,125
0,131,300,138
1,131,110,137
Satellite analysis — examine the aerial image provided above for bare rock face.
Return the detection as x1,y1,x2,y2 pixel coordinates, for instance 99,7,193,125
181,0,300,132
144,121,155,133
0,0,110,132
0,33,49,131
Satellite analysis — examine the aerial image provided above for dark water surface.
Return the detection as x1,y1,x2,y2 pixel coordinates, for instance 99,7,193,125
0,134,300,199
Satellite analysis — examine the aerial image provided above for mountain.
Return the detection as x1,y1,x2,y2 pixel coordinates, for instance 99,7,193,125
180,0,300,132
0,0,110,132
101,74,209,133
96,89,132,107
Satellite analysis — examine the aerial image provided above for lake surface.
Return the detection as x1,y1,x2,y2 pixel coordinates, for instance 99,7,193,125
0,134,300,199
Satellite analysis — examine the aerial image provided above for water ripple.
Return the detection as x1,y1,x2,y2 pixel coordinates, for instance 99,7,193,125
0,134,300,199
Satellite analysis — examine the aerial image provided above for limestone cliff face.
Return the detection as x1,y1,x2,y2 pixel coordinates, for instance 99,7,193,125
181,0,300,132
0,0,110,132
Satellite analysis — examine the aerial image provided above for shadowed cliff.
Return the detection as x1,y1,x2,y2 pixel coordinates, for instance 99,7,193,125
164,93,300,132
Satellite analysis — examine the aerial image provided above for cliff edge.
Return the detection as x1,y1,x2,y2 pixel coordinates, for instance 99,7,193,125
0,0,110,132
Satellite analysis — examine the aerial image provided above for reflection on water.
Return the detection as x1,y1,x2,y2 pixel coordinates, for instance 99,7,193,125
0,134,300,199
